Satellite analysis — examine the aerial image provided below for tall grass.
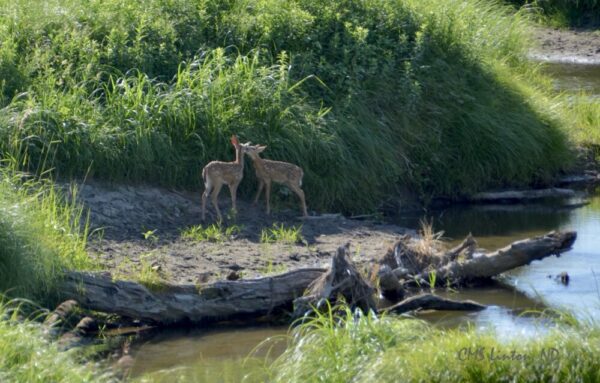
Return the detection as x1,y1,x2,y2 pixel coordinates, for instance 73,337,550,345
266,305,600,383
560,94,600,157
0,0,574,212
0,169,92,304
0,299,110,383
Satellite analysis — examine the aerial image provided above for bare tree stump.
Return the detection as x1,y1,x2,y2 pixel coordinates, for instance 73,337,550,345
293,243,376,318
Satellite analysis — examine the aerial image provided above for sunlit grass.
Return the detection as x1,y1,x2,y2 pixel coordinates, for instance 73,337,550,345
260,223,304,245
267,305,600,383
180,223,242,243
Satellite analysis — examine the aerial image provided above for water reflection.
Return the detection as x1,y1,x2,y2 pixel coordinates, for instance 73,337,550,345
543,63,600,95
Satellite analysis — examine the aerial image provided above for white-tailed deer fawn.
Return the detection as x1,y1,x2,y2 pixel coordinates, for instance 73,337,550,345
246,144,308,217
201,135,249,221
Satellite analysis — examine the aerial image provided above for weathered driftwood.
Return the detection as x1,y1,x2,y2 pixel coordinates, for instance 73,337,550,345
414,231,576,286
62,268,326,324
469,188,575,203
443,233,477,262
293,243,376,317
382,293,486,315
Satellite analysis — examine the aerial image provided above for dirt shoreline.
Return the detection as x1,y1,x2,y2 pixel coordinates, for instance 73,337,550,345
75,181,414,285
530,27,600,64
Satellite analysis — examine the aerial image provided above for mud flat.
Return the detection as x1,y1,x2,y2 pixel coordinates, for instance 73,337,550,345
73,181,413,285
530,27,600,64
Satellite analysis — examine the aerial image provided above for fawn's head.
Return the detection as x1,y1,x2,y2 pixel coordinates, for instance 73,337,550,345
230,135,254,154
243,144,267,159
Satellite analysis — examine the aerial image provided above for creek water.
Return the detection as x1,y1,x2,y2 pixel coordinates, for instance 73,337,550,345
128,62,600,377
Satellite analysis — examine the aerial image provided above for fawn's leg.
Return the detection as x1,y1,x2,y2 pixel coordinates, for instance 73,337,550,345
211,181,224,221
229,181,239,213
288,183,308,217
265,181,272,215
253,180,264,206
201,180,213,221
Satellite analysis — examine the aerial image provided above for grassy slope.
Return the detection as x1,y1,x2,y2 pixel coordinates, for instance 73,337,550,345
0,0,573,213
0,171,92,303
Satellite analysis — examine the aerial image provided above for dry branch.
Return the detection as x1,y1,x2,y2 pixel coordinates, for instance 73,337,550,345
469,188,576,203
382,293,486,315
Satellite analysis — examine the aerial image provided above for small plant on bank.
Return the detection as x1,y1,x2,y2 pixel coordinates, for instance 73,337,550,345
428,270,437,290
142,229,159,246
137,253,169,291
259,259,289,276
260,223,304,245
180,223,242,243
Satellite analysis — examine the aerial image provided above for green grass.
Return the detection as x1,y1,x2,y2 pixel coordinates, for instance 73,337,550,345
0,0,575,213
0,169,93,304
265,305,600,383
260,223,304,245
0,299,110,383
180,223,242,243
560,94,600,157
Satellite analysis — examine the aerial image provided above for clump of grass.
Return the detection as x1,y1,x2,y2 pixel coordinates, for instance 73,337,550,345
180,223,242,243
259,259,289,276
266,304,600,383
560,93,600,158
136,253,169,291
260,223,304,245
0,170,93,304
0,299,110,383
112,253,169,291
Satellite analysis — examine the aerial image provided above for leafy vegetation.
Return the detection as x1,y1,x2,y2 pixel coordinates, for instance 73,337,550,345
0,0,573,213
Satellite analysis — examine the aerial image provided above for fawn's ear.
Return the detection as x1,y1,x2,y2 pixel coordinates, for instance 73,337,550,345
257,145,267,152
230,135,240,147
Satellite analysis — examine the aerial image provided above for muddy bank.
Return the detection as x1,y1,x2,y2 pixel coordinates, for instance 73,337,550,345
530,27,600,64
72,181,413,285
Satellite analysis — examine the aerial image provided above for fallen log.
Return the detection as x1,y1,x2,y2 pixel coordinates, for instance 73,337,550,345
382,293,486,315
61,268,326,325
413,230,576,286
469,188,576,203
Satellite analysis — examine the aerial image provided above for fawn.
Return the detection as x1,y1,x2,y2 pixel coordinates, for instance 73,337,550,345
201,135,250,221
245,144,308,217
